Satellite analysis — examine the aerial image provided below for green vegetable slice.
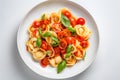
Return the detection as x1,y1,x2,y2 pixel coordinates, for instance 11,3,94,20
38,28,42,36
42,32,51,37
57,60,66,73
51,36,60,47
67,26,76,33
41,14,45,20
66,44,73,53
65,52,72,58
61,14,70,27
36,37,42,47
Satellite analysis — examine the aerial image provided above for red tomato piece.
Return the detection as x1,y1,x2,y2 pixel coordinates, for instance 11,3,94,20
80,41,89,48
54,47,61,57
57,29,71,39
52,23,63,33
41,41,48,50
76,18,85,25
59,39,67,49
40,57,49,67
66,37,76,44
69,17,76,27
32,29,38,37
74,51,83,58
60,49,66,59
75,35,85,42
33,21,41,28
63,10,71,18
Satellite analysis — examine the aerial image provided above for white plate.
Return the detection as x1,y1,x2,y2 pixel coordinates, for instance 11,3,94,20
17,0,99,79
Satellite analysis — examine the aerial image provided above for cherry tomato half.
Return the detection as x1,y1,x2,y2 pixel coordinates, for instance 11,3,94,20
54,47,61,57
69,17,76,27
40,57,49,67
59,39,67,49
52,23,63,33
80,41,89,48
32,29,38,37
60,49,66,59
74,51,83,58
33,21,41,28
66,37,76,44
76,18,85,25
41,41,48,50
75,35,85,42
63,10,71,18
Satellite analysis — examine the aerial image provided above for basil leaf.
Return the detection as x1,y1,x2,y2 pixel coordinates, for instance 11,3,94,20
42,32,51,37
51,36,59,43
67,27,76,33
51,42,59,47
61,14,70,27
36,37,42,47
38,28,42,36
51,36,60,47
57,60,66,73
66,44,73,53
65,52,72,58
41,14,45,20
83,51,86,60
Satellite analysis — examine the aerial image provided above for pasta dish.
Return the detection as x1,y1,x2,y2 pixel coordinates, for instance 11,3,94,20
26,8,92,73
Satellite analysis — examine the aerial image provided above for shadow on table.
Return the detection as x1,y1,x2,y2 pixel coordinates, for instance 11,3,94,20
11,26,96,80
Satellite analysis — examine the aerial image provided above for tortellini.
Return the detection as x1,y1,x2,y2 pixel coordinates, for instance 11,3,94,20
75,25,92,40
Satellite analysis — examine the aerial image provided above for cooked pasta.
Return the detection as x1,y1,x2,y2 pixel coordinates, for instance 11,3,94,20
26,8,92,73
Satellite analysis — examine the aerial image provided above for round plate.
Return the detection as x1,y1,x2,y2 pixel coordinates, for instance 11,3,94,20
17,0,99,79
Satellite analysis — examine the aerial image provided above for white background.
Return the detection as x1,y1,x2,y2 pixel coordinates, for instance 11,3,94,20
0,0,120,80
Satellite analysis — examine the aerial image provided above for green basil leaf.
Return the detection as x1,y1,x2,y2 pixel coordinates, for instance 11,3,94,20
65,52,72,58
67,26,76,33
42,32,51,37
38,28,42,36
36,37,42,47
41,14,45,20
51,42,59,47
51,36,59,43
83,51,86,60
61,14,70,27
57,60,66,73
66,44,73,53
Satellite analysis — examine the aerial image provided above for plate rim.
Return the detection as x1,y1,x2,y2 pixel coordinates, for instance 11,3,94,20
17,0,100,79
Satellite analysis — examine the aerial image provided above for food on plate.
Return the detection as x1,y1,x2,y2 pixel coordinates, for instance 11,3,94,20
26,8,92,73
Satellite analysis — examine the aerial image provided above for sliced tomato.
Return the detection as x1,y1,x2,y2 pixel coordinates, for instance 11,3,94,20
76,18,85,25
51,23,63,33
80,41,89,48
60,49,66,59
63,10,71,18
43,19,49,25
66,37,76,44
59,39,67,49
69,17,76,27
74,51,83,58
54,47,61,57
40,57,49,67
75,35,85,42
41,41,48,50
57,29,71,39
32,29,38,37
33,21,41,28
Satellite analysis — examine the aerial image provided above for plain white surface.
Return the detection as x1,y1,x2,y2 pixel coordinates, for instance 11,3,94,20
0,0,120,80
17,0,99,79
